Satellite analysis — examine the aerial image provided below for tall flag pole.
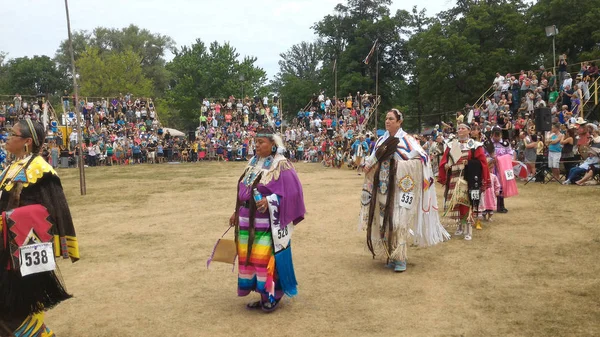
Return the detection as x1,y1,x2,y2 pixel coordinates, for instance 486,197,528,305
375,47,379,130
363,39,378,65
364,39,379,129
333,59,338,125
64,0,86,195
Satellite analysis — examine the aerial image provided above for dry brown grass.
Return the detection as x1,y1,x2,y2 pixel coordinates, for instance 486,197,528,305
46,162,600,337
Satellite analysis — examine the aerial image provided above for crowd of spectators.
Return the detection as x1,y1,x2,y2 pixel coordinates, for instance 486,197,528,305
1,56,598,185
43,90,382,170
0,93,48,128
430,57,600,185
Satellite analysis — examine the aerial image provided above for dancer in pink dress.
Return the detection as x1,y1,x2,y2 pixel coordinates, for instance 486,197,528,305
480,161,501,221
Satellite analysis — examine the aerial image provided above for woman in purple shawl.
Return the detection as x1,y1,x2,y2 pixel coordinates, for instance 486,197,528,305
229,128,305,312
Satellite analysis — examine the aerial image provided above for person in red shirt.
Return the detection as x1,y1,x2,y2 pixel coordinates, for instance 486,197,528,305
514,115,526,130
317,138,325,162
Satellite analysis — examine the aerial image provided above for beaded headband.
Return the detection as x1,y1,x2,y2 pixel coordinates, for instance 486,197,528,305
256,129,274,138
25,119,39,146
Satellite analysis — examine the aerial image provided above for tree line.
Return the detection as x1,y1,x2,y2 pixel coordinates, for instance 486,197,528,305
1,0,599,131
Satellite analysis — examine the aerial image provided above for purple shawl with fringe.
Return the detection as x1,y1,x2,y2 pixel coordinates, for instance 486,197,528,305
238,164,305,228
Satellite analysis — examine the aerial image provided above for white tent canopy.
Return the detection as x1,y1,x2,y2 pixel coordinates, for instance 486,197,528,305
162,127,185,137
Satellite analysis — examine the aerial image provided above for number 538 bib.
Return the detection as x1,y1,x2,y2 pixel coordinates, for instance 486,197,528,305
19,242,56,277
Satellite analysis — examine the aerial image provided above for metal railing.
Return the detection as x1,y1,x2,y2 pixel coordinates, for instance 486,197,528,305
472,85,494,108
359,95,382,129
582,76,600,120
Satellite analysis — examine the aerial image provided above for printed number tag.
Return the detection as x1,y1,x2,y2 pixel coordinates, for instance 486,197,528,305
19,243,55,277
470,190,480,201
271,223,293,253
399,192,415,209
277,227,289,240
505,169,515,181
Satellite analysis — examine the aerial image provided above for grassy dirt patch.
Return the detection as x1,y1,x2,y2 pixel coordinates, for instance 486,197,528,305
47,163,600,336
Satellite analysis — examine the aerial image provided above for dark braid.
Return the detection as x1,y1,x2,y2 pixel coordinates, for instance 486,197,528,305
366,139,398,259
382,158,396,263
245,172,263,265
366,166,379,258
233,170,246,248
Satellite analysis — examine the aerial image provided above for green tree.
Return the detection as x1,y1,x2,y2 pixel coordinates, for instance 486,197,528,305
55,24,175,96
76,47,153,98
163,39,267,130
405,1,531,129
54,30,91,78
3,55,68,96
311,0,412,127
272,41,324,121
526,0,600,66
0,52,8,94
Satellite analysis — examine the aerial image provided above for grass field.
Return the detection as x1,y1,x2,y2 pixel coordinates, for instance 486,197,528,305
46,162,600,337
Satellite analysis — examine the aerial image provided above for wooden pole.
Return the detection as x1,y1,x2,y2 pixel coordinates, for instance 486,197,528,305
64,0,86,195
334,60,338,129
375,47,379,130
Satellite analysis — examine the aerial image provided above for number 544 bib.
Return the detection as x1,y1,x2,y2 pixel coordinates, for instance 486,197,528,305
266,194,293,253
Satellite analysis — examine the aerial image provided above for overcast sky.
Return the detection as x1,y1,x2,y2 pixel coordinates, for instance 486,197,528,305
1,0,453,79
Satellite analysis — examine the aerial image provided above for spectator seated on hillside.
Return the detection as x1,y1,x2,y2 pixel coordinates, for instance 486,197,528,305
563,146,600,185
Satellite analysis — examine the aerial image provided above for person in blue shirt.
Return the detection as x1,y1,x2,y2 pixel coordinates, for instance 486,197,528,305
346,128,354,140
132,144,142,164
242,142,248,160
157,143,164,163
558,105,567,124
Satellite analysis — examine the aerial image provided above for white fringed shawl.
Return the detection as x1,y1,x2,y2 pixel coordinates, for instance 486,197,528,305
359,129,450,248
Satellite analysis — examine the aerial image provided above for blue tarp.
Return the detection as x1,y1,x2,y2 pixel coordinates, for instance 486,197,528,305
377,129,385,137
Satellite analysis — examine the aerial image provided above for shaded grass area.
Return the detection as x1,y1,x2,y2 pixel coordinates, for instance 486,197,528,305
48,163,600,337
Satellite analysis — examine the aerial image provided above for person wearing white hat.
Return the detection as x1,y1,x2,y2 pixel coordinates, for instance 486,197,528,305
564,147,600,185
574,147,600,185
577,118,591,157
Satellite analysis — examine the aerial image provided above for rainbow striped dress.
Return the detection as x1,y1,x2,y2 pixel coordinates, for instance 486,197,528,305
236,154,304,301
237,207,283,301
